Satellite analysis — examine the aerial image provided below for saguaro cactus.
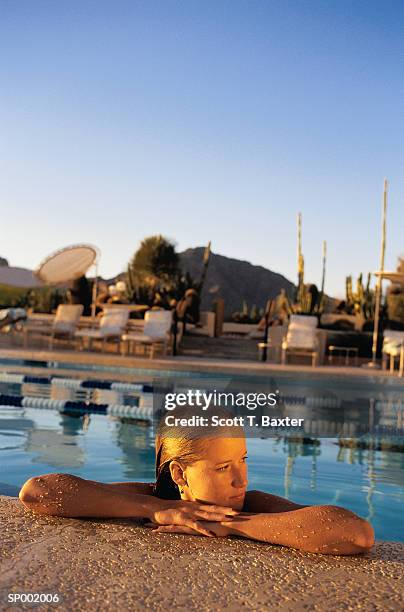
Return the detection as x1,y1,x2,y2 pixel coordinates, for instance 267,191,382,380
345,273,374,319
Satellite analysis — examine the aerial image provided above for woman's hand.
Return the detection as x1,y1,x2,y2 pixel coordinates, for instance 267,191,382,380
145,519,232,538
150,500,238,537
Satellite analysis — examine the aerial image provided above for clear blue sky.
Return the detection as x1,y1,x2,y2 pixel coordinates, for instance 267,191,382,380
1,0,403,297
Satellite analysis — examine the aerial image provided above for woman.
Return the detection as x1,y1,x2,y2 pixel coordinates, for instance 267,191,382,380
19,409,374,555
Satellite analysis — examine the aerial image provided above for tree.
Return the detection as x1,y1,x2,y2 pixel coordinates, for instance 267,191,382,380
126,235,213,311
131,235,179,280
126,235,182,305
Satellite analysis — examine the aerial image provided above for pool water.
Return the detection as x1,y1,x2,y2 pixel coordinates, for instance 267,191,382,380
1,400,404,541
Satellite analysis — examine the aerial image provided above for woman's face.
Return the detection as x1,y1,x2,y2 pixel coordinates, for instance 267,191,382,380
181,437,248,510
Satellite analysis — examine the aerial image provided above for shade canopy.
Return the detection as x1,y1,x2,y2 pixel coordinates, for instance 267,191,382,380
373,271,404,284
35,244,99,285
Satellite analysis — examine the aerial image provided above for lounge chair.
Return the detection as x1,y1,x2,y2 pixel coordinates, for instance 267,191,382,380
75,308,129,352
382,330,404,377
121,310,173,358
186,311,216,338
23,304,83,349
281,315,319,367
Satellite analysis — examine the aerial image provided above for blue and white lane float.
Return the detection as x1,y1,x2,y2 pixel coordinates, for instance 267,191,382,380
0,394,154,419
0,373,153,394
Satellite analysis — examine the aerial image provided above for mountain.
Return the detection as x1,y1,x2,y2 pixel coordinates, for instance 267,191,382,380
0,265,42,288
179,248,295,316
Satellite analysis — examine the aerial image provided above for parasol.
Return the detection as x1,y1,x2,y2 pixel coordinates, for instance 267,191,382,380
373,271,404,285
35,244,99,284
35,244,100,317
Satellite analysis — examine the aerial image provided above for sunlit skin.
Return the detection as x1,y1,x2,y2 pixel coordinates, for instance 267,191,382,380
170,437,248,511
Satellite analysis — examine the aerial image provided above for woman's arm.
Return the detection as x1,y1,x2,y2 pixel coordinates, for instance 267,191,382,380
213,504,375,555
18,473,238,536
19,473,160,519
79,479,155,497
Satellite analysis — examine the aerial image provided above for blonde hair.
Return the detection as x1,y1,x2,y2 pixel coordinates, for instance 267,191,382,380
154,406,243,499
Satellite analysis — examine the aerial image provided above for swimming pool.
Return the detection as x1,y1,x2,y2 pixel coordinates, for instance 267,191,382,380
1,368,403,542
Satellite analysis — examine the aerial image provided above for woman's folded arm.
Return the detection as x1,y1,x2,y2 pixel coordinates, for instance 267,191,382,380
205,504,375,555
19,473,159,519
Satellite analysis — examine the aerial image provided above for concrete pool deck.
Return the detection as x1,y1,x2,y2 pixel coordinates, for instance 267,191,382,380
1,346,404,385
1,496,403,611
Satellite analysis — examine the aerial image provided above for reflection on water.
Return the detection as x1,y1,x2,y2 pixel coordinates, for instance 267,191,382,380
110,418,154,480
25,428,86,468
153,375,404,438
24,413,89,468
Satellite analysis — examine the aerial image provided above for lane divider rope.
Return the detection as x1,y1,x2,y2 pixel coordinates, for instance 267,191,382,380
0,372,153,394
0,393,153,419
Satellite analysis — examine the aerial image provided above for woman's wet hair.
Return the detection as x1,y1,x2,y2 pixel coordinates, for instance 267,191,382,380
153,406,243,499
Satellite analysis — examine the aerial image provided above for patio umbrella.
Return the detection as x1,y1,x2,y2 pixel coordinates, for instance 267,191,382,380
373,271,404,285
35,244,101,317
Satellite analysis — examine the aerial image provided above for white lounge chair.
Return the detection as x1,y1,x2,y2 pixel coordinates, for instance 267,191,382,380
121,309,173,358
281,314,319,367
186,311,216,338
75,308,129,352
382,330,404,377
23,304,83,349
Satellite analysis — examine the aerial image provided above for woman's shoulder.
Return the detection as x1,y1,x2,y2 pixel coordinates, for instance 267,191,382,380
103,481,156,496
133,482,156,495
130,481,157,496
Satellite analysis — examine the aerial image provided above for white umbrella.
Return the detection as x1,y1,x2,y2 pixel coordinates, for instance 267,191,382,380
35,244,99,284
373,271,404,285
35,244,100,317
